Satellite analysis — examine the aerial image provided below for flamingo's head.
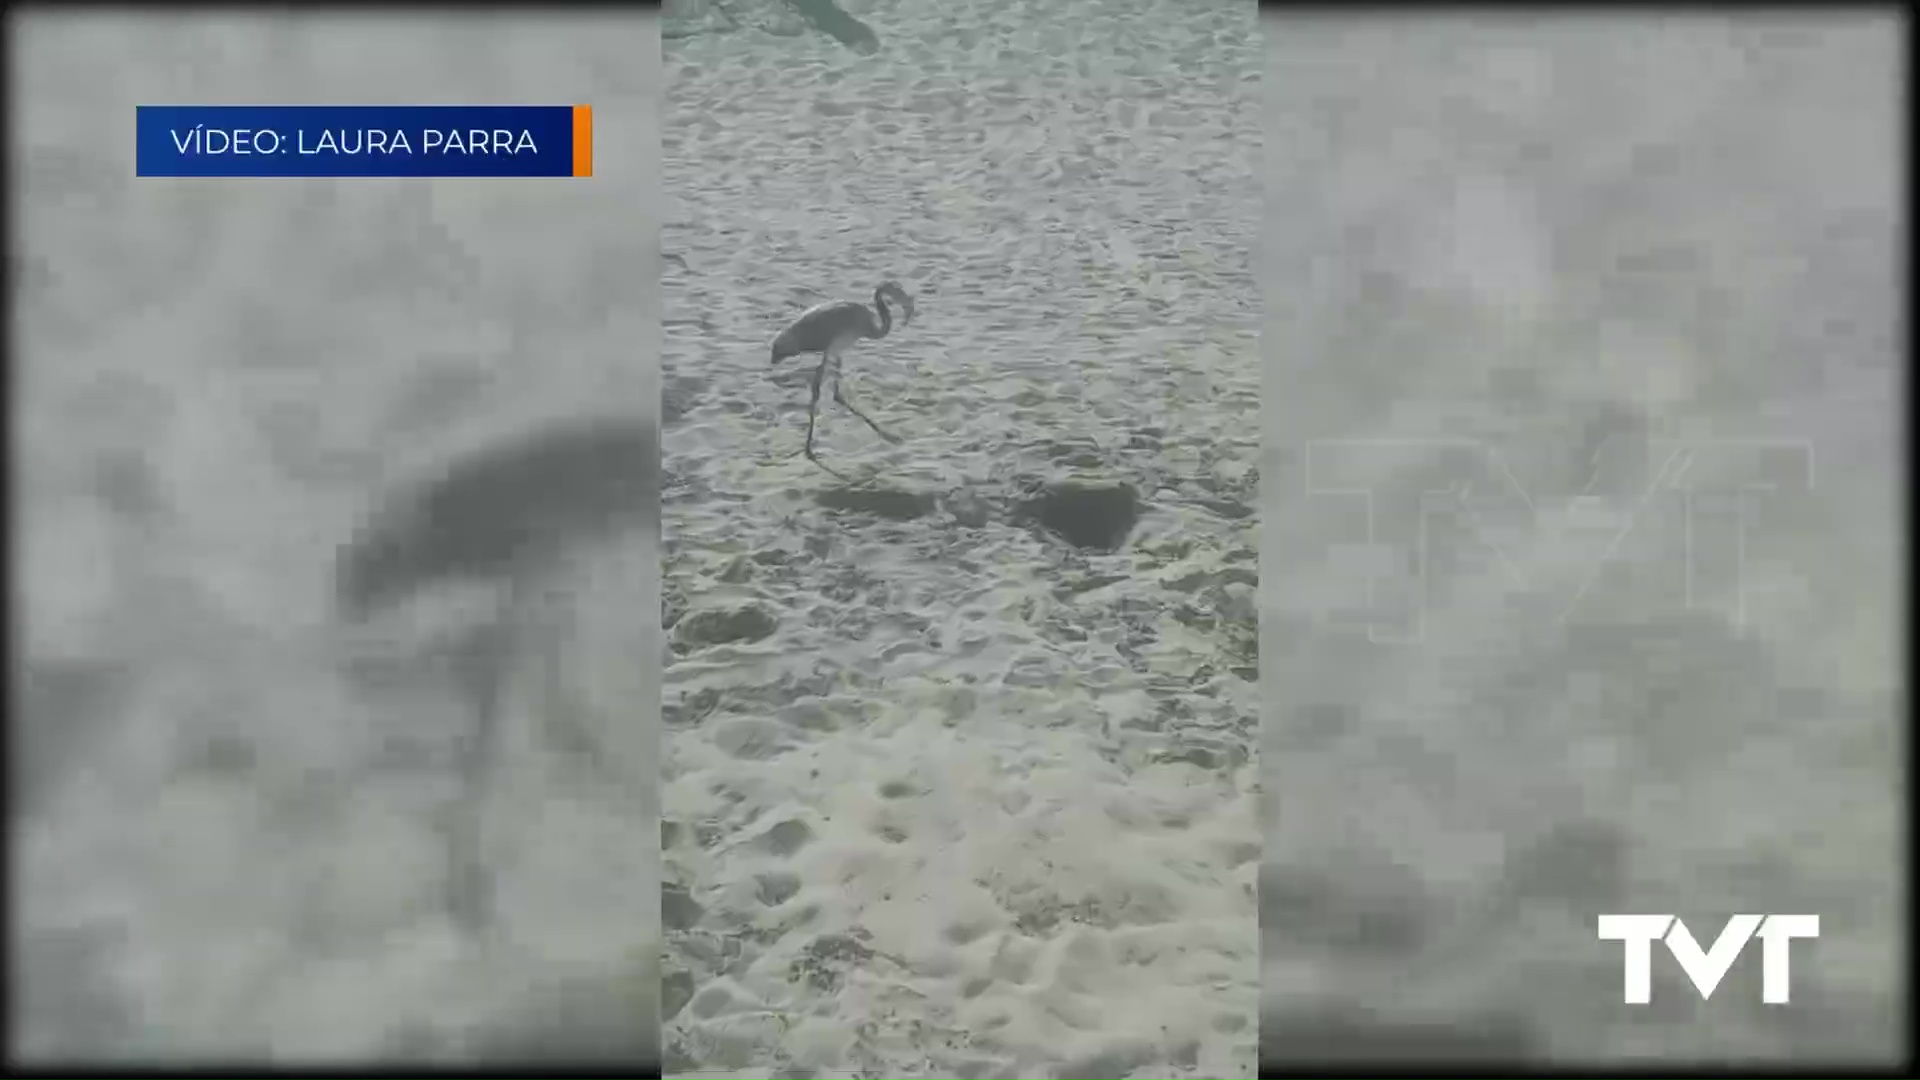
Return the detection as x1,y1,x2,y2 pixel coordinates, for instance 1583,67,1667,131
876,281,916,326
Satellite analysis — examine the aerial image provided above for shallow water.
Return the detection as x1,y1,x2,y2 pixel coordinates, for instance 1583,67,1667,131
661,1,1261,1075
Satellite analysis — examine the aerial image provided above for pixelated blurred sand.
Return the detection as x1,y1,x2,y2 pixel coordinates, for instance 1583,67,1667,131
12,12,661,1064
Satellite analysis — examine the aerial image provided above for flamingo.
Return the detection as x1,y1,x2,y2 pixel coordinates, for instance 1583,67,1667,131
768,280,915,472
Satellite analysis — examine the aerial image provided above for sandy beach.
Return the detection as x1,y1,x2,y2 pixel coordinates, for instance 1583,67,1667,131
660,1,1260,1076
13,5,1895,1074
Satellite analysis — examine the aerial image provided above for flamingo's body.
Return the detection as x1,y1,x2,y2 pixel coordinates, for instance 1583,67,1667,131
769,281,915,469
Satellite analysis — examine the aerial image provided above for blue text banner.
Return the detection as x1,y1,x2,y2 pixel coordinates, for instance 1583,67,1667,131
134,105,593,178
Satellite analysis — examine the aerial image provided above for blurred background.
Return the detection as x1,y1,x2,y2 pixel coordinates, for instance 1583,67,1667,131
9,10,661,1065
1260,13,1904,1067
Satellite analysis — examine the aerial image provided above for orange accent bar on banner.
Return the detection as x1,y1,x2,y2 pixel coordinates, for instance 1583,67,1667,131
572,105,593,178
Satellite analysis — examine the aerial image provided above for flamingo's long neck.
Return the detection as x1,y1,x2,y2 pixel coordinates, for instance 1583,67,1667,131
871,289,893,338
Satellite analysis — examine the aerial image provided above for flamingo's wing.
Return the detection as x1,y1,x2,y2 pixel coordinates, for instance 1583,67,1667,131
774,300,871,353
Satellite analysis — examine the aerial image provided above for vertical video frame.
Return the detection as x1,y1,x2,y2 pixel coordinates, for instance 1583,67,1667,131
660,0,1260,1075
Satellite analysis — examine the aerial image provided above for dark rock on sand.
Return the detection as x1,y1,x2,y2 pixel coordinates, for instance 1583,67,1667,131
1015,479,1142,552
